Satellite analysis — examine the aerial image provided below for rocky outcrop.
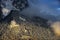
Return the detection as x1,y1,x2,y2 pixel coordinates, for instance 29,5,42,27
0,0,29,22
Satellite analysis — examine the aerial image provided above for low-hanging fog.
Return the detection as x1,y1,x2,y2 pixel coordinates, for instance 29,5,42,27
20,0,60,21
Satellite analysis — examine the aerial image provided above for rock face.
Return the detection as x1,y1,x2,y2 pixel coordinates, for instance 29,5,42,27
0,0,29,22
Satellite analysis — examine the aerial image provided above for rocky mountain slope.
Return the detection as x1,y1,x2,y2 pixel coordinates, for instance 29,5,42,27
0,0,60,40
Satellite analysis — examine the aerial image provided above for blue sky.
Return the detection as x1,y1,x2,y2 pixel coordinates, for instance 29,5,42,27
30,0,59,9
